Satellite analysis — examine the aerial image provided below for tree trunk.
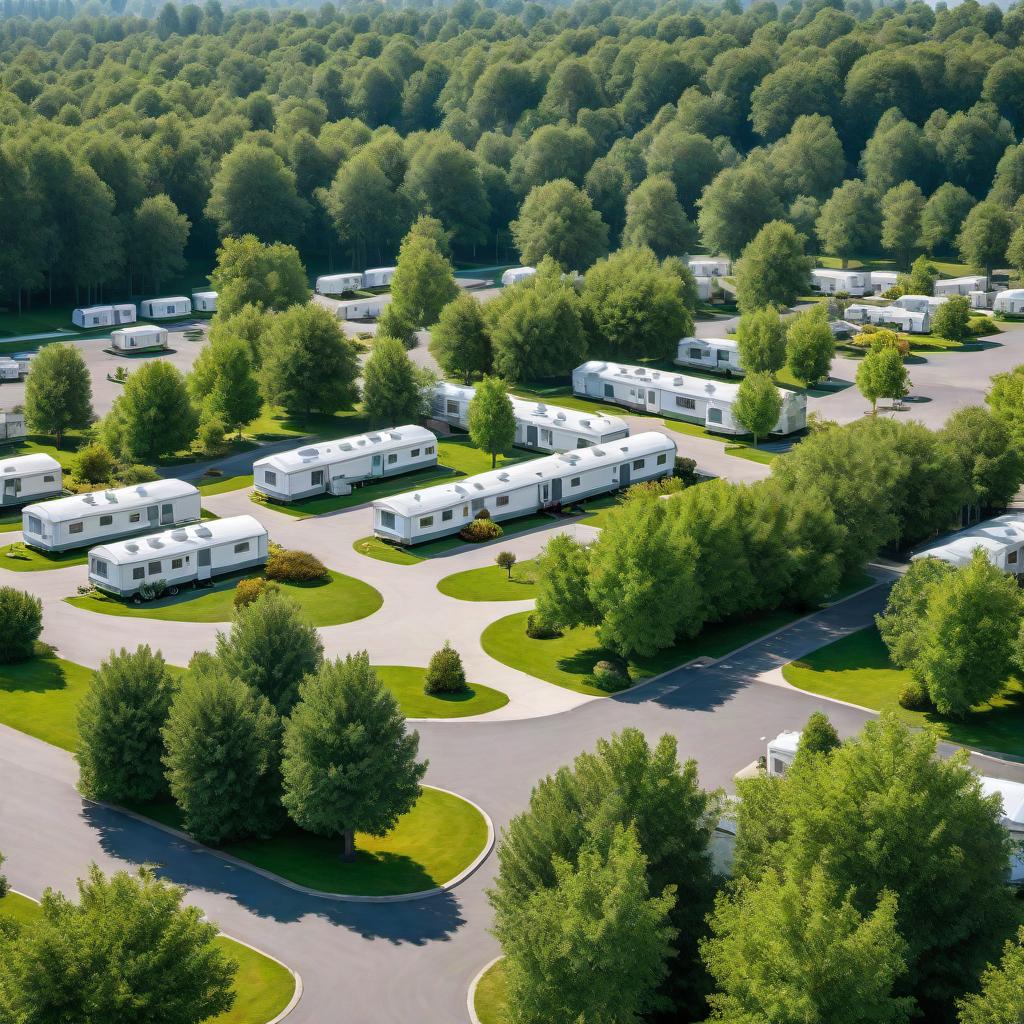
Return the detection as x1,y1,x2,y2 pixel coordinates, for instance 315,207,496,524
491,451,497,468
55,428,63,450
341,829,356,862
841,256,848,270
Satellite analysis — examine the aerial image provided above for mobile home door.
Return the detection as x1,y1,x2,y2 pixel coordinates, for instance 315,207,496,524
197,548,211,581
620,463,631,487
526,425,538,448
645,388,659,412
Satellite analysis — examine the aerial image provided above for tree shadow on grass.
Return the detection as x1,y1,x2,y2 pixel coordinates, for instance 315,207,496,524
0,654,70,695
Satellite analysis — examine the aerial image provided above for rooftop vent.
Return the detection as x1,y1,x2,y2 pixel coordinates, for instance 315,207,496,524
339,442,353,451
579,418,590,427
82,493,96,504
147,537,163,548
125,542,139,553
592,447,605,457
498,472,510,481
2,467,13,474
297,447,318,458
196,526,212,538
171,529,187,540
534,403,547,415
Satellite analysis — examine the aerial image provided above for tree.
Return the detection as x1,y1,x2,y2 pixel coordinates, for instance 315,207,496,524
162,665,283,844
0,587,42,664
362,336,428,426
900,255,939,297
931,294,972,342
797,711,841,759
207,303,274,367
767,114,846,203
423,641,467,694
188,335,262,436
957,927,1024,1024
495,550,516,579
736,306,787,375
261,303,360,416
1006,225,1024,278
209,235,310,317
23,343,93,448
786,303,835,386
986,363,1024,445
881,182,925,269
735,220,812,312
511,179,609,271
921,184,975,255
857,346,911,413
957,201,1013,278
697,165,784,259
496,826,676,1024
389,218,459,328
534,533,598,631
733,373,782,447
876,557,956,669
101,361,198,462
214,589,323,715
74,442,117,485
940,406,1024,511
581,247,693,362
468,375,515,468
621,175,697,258
702,865,912,1024
0,865,236,1024
281,653,426,860
76,646,176,803
430,292,492,384
645,127,722,213
816,180,881,267
128,195,189,292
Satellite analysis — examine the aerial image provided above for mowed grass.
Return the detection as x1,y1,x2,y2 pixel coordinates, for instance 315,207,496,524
0,653,93,750
436,559,538,601
66,570,382,625
0,892,295,1024
0,508,22,533
474,959,509,1024
0,433,84,471
375,665,508,718
0,543,88,571
782,626,1024,758
198,473,253,495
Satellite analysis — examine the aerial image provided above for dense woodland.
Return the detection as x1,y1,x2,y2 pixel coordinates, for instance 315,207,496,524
7,0,1024,308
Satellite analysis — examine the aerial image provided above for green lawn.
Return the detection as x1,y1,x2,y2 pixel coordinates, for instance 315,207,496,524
0,892,295,1024
375,665,508,718
816,254,976,278
0,652,93,750
437,560,538,601
510,384,636,419
0,508,22,533
782,626,1024,759
724,444,777,465
353,535,423,565
572,492,624,529
474,959,509,1024
0,543,88,571
242,405,370,443
0,433,84,472
66,570,382,625
198,473,253,496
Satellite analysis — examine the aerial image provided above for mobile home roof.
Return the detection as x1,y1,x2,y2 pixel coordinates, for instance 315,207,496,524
149,295,190,305
980,776,1024,826
24,478,198,525
255,425,436,475
114,325,164,337
91,514,266,566
578,360,744,403
911,514,1024,566
680,336,739,353
510,396,626,438
0,453,61,477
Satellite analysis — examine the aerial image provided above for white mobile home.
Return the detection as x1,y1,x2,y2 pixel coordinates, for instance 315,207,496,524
892,294,947,314
72,304,136,329
336,296,390,320
675,337,743,375
766,731,802,776
500,266,536,286
810,269,869,296
373,431,675,545
0,412,26,441
870,271,899,293
994,289,1024,314
845,303,930,333
430,383,629,453
572,361,806,436
253,425,438,502
192,291,218,312
911,514,1024,575
140,296,191,319
0,359,19,382
694,277,713,301
935,275,987,297
362,266,396,289
10,353,33,377
968,290,995,310
22,478,200,553
0,453,62,507
111,325,168,353
316,273,363,295
88,515,268,598
687,257,731,278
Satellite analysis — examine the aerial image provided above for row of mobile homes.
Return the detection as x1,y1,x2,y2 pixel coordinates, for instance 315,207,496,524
88,515,268,598
140,296,191,319
430,383,629,453
935,275,987,297
870,270,899,292
687,257,731,278
810,268,870,296
675,337,743,375
22,479,200,553
572,361,806,436
254,425,437,502
72,304,136,329
111,325,169,353
337,296,390,321
911,513,1024,575
0,359,20,382
192,291,217,313
994,289,1024,314
500,266,536,286
844,303,930,333
0,413,26,442
0,453,62,507
10,353,32,377
363,266,396,289
373,431,676,545
316,273,364,295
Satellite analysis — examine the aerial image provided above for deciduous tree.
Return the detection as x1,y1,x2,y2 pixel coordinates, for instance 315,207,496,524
24,343,93,448
736,306,787,374
468,375,515,468
733,372,782,447
511,179,609,271
209,235,310,317
785,303,835,386
735,220,812,312
430,292,492,384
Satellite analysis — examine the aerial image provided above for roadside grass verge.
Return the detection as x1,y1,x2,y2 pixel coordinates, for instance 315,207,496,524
436,560,538,601
0,544,88,571
198,473,253,496
474,959,508,1024
375,665,508,718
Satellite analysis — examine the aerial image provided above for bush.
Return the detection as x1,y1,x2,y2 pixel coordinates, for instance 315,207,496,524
234,576,280,609
424,641,468,694
265,547,329,582
968,315,997,336
475,507,492,520
117,463,159,485
675,456,699,485
74,442,117,485
526,613,563,639
0,587,42,662
592,659,630,692
459,518,503,542
899,680,933,712
193,415,228,458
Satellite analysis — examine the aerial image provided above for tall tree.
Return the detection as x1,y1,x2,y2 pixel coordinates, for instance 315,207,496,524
881,182,925,269
511,179,609,271
857,345,911,414
957,927,1024,1024
957,201,1013,278
697,165,785,259
920,184,975,256
389,218,459,328
621,175,697,258
736,306,787,374
128,195,190,293
188,335,262,436
940,406,1024,511
468,375,515,467
816,179,881,267
361,335,428,425
209,235,310,317
735,220,812,312
430,292,492,384
23,343,93,448
732,372,782,447
785,303,835,387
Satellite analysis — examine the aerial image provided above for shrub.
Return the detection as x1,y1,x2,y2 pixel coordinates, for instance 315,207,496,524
496,550,517,577
234,576,280,609
75,442,118,485
592,659,630,692
193,415,228,457
265,547,329,582
526,613,563,639
968,315,997,336
675,456,699,485
117,463,159,485
475,506,492,520
424,641,468,694
460,519,503,542
0,587,42,662
899,680,932,711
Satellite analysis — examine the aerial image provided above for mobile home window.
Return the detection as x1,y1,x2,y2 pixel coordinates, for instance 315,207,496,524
100,515,113,527
43,475,55,483
496,495,509,507
716,350,730,361
69,521,83,535
91,559,108,579
689,347,702,359
632,459,645,471
419,516,434,528
388,454,398,465
442,509,453,521
311,470,324,487
446,400,459,415
148,561,162,575
471,497,484,511
708,408,723,424
264,470,277,486
657,453,668,465
1010,550,1019,564
676,397,696,410
132,567,145,580
603,384,614,397
379,510,396,529
540,429,553,446
411,448,420,458
233,542,250,554
129,512,141,523
425,446,435,455
171,558,184,569
570,477,580,487
27,516,41,534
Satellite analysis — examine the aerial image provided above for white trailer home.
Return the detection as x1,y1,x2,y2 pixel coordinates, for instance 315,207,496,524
892,293,947,314
500,266,536,286
0,412,26,441
0,453,62,507
88,515,268,598
140,296,191,319
675,336,743,375
10,352,33,377
572,361,806,436
111,325,169,353
253,425,438,502
362,266,396,289
316,273,363,295
430,383,629,453
934,275,987,297
192,291,217,312
845,303,930,333
994,289,1024,314
336,296,390,320
766,731,802,776
0,359,20,382
373,431,675,545
911,514,1024,575
810,268,869,296
870,271,899,293
687,257,731,278
72,304,136,329
22,478,200,553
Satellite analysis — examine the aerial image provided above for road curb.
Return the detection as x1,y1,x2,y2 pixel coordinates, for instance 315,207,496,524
466,955,503,1024
93,784,496,904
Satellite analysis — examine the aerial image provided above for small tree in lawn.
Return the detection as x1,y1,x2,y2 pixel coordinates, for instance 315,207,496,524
468,375,515,467
496,550,517,579
786,303,835,387
0,587,42,663
73,442,117,485
361,335,428,426
931,294,972,342
857,346,888,414
23,343,93,448
430,291,492,384
281,652,427,860
732,372,782,448
794,711,841,768
76,645,176,803
424,641,468,694
736,307,786,375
